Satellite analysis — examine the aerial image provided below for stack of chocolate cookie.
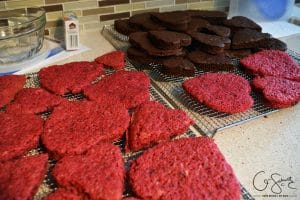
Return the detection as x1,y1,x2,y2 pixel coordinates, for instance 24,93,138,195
114,10,287,76
128,28,196,76
185,15,285,71
226,16,287,52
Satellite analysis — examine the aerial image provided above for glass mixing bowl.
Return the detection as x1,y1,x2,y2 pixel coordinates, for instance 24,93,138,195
0,7,46,65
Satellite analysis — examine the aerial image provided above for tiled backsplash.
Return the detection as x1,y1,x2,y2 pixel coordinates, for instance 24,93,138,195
0,0,229,35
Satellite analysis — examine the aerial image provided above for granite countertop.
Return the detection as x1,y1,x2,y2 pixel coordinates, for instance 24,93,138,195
38,30,300,200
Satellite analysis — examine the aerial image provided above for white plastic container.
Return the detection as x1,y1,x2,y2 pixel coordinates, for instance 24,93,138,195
64,11,79,50
228,0,295,22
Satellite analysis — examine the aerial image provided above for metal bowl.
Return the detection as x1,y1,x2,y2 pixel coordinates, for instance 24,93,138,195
0,7,46,64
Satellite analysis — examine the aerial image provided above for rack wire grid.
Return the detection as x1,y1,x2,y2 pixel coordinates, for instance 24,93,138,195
39,67,253,200
0,66,255,199
102,24,300,137
2,67,231,199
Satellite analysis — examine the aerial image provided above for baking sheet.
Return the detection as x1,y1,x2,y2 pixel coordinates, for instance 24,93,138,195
101,24,300,137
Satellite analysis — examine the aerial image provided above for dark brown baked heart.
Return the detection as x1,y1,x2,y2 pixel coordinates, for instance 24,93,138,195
231,28,271,49
129,32,185,56
148,30,192,50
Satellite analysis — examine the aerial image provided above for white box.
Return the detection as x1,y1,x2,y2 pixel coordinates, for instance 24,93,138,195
64,11,79,50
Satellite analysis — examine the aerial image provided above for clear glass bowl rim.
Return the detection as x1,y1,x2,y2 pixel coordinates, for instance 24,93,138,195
0,7,46,40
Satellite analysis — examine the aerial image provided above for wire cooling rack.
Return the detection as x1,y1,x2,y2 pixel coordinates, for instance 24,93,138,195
102,25,300,137
5,68,198,200
146,66,279,136
0,65,255,200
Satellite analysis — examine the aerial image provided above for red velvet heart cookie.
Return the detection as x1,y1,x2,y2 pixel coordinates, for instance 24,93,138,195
84,71,150,109
0,75,26,108
42,100,129,159
6,88,64,114
127,101,194,152
52,143,124,200
129,137,241,200
183,73,254,113
39,61,103,95
95,50,126,70
0,154,48,200
0,113,43,161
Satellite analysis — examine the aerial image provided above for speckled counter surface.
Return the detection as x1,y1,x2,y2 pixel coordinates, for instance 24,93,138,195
215,106,300,199
34,30,300,200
